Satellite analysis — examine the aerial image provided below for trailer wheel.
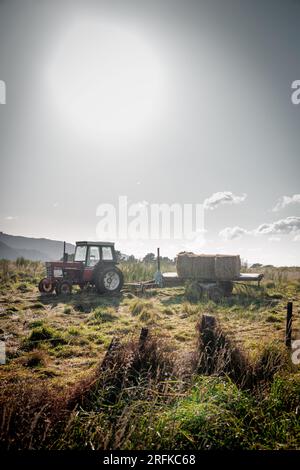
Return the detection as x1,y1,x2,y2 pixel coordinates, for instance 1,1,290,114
208,286,223,303
56,280,72,295
95,267,124,294
220,281,233,296
185,281,203,302
38,278,54,294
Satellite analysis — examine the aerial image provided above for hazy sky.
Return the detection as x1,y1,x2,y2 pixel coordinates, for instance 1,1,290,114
0,0,300,264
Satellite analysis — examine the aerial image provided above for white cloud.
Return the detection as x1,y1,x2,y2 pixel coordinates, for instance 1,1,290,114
203,191,247,210
254,216,300,236
219,226,249,240
273,194,300,212
293,234,300,242
219,216,300,241
4,216,18,220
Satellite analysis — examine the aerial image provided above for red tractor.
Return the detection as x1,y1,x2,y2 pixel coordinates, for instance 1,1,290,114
38,241,124,295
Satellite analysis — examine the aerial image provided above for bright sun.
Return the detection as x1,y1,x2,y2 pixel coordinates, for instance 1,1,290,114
47,19,165,140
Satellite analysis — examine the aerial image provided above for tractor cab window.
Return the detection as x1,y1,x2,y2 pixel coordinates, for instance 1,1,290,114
87,246,100,266
102,246,113,260
74,245,87,262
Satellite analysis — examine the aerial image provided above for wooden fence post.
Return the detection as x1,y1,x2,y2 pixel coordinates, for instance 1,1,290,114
139,327,149,343
201,314,216,332
100,337,120,370
285,302,293,348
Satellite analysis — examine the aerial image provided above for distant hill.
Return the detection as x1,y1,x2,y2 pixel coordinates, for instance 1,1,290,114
0,232,75,261
0,241,21,260
0,240,51,261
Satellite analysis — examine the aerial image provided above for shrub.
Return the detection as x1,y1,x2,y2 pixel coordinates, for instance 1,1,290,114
130,299,155,316
268,373,300,412
68,327,81,336
181,302,200,317
265,314,281,323
159,376,253,449
253,342,288,384
28,320,44,329
0,259,10,281
162,307,175,316
127,299,160,324
93,307,117,323
22,350,48,368
24,326,67,350
139,309,160,324
16,257,27,268
63,306,73,315
17,282,31,293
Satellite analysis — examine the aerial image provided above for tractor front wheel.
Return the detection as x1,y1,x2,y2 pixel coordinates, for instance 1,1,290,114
38,278,55,294
55,280,72,296
95,267,124,294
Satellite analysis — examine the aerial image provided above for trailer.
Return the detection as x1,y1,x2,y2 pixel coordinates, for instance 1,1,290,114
123,261,263,299
161,271,264,301
124,248,264,300
124,270,264,300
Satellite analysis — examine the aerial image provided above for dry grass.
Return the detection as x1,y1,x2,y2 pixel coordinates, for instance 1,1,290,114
0,261,300,449
0,323,299,450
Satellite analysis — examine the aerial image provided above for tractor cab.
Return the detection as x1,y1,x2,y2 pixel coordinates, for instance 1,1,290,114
38,241,123,296
74,241,117,266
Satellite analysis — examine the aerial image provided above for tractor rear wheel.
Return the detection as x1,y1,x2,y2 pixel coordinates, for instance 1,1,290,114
38,278,54,294
95,267,124,294
56,280,72,295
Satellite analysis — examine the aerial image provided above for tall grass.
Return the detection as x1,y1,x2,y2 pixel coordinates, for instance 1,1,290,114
1,259,300,449
0,322,299,450
119,259,175,282
0,258,44,285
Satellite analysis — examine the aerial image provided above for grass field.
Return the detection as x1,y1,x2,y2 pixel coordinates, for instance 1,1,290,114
0,259,300,449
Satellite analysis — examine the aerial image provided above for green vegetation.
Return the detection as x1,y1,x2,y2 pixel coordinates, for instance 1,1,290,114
24,325,68,350
0,260,300,449
92,306,118,323
119,256,175,282
63,305,73,314
0,332,299,450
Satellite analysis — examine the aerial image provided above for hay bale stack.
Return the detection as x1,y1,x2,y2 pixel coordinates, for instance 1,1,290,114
176,252,241,280
215,254,241,280
176,252,215,279
192,254,216,279
176,252,194,278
